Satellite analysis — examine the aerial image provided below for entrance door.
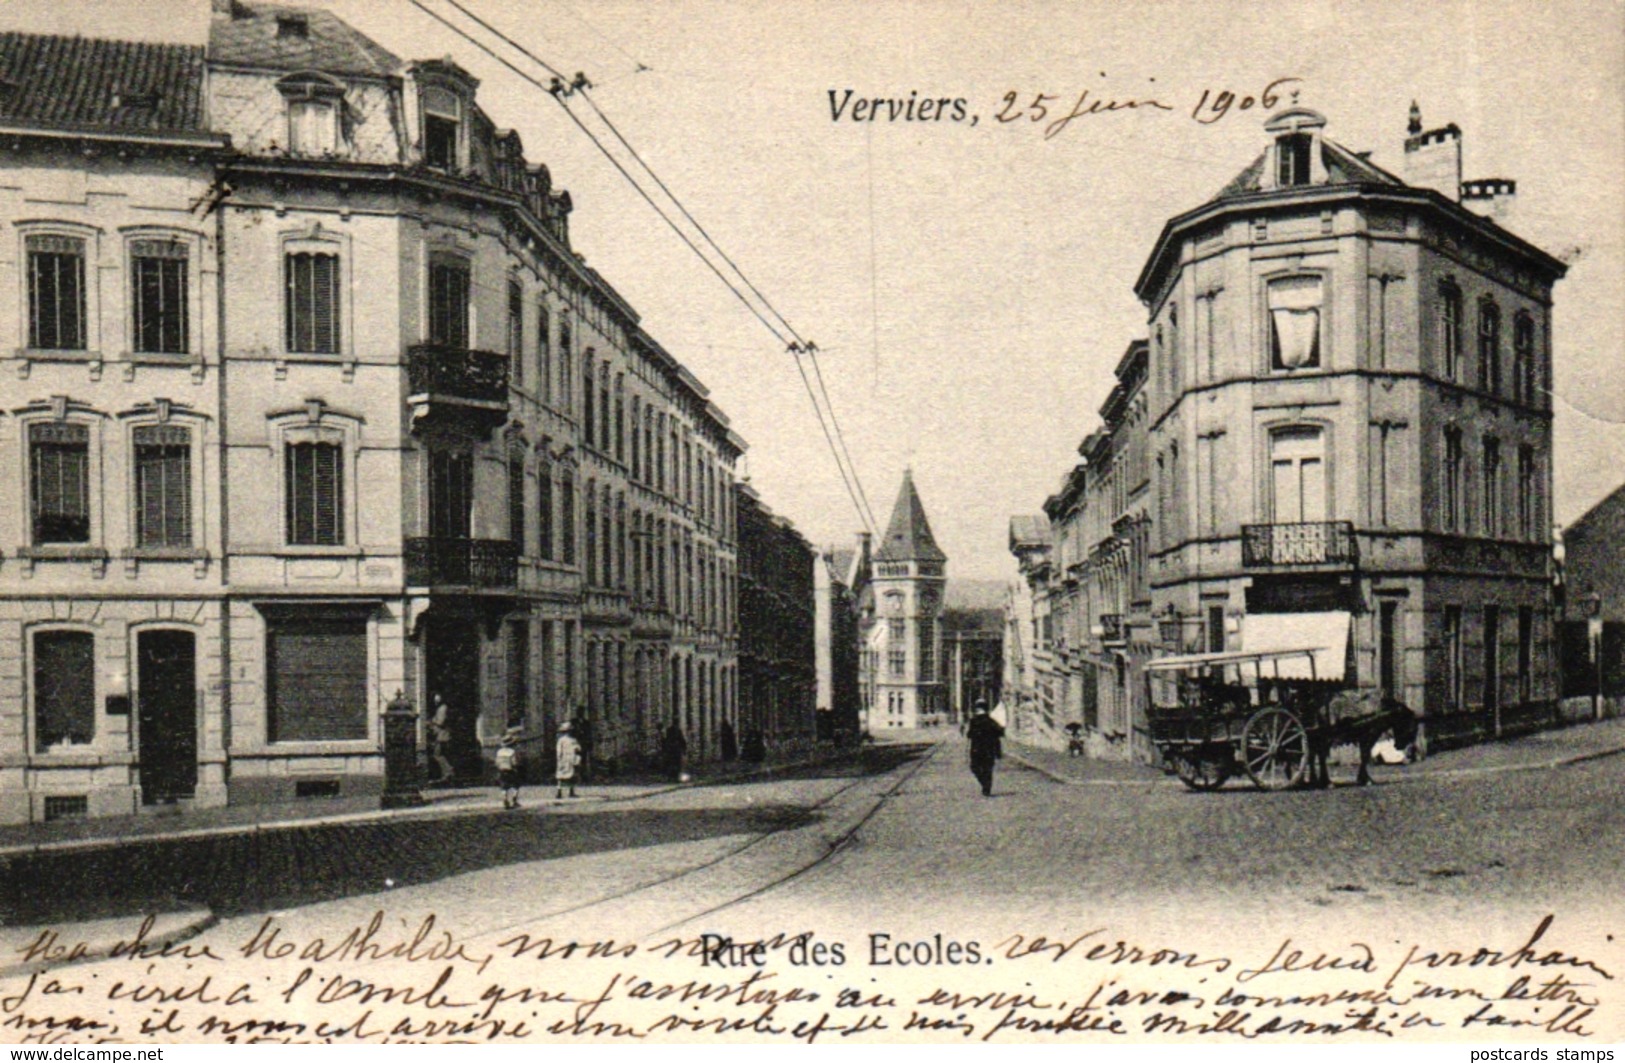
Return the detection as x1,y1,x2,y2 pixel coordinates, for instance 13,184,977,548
425,617,481,779
137,629,197,803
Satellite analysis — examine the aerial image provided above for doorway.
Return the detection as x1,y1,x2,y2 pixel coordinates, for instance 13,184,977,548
425,616,481,780
137,629,197,803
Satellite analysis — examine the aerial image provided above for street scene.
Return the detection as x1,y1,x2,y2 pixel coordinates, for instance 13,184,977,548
0,0,1621,1045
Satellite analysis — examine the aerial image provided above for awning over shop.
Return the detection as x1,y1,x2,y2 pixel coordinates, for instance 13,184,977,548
1241,610,1351,681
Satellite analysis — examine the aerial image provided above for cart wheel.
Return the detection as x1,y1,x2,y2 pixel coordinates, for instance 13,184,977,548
1241,707,1310,791
1174,750,1229,792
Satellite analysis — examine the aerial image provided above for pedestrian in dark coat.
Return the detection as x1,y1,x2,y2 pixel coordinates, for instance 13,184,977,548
966,700,1004,797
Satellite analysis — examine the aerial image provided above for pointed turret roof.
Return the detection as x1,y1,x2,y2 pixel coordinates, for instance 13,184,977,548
875,470,946,564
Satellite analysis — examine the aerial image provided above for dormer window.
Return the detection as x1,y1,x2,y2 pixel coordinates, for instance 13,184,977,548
277,14,310,39
422,86,462,170
1277,133,1313,187
288,99,336,155
277,73,346,157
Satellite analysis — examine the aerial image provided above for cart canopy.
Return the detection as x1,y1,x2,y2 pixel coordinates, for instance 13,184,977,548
1146,611,1351,681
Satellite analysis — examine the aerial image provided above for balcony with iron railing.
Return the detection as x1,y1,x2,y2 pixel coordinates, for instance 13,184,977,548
1241,520,1357,567
406,343,510,435
404,536,519,589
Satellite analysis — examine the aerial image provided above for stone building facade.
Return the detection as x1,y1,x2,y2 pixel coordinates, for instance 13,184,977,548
0,1,745,823
859,472,948,729
1014,106,1566,758
736,484,816,754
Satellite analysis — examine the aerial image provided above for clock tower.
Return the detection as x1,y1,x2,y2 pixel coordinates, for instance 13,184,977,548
869,470,948,729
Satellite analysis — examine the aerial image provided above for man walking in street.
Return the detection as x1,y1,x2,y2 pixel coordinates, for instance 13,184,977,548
966,700,1004,797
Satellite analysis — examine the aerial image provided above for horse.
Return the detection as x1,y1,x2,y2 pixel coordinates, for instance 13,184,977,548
1309,689,1420,788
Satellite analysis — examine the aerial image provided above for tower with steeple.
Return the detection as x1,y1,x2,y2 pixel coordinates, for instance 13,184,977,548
865,470,948,729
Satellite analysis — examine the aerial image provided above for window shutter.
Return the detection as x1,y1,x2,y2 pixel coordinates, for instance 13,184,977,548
30,423,91,543
314,442,341,545
134,426,192,548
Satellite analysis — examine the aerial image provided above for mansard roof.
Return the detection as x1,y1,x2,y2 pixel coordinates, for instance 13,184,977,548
209,2,401,78
0,32,208,136
875,470,946,564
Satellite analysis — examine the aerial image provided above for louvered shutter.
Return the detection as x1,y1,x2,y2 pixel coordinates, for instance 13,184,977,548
134,425,191,547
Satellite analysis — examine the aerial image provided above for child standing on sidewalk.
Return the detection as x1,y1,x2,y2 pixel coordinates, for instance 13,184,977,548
555,721,582,799
496,729,522,809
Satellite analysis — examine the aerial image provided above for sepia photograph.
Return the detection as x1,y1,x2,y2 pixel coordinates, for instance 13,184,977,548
0,0,1620,1045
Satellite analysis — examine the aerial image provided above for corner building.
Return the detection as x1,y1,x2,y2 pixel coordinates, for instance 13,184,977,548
1137,107,1565,750
0,1,743,823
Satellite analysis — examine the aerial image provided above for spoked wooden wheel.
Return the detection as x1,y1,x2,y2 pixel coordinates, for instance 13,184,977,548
1241,707,1310,790
1173,749,1230,791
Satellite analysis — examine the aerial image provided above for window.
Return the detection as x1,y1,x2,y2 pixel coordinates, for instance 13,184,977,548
1269,426,1326,523
1268,276,1322,370
1478,300,1501,394
558,318,573,412
889,648,906,678
1513,313,1535,404
428,257,470,348
889,618,905,642
599,365,611,453
288,99,336,156
537,302,552,404
508,453,526,550
428,450,472,539
1482,436,1501,538
27,234,86,350
422,86,461,170
537,464,554,561
1443,605,1464,712
286,251,340,354
1276,133,1312,187
615,378,626,464
508,281,524,385
918,623,935,681
131,238,189,354
30,423,91,544
560,472,577,566
583,355,597,444
1207,605,1226,653
266,610,368,742
33,630,95,752
1517,446,1537,540
585,484,598,585
285,440,343,545
1442,427,1464,533
134,425,191,548
630,398,642,481
1440,282,1463,382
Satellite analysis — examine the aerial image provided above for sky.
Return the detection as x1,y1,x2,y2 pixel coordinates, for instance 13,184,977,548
7,0,1622,580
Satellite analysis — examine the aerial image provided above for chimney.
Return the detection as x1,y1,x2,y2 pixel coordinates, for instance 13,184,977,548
856,530,872,572
1461,178,1517,227
1402,103,1462,202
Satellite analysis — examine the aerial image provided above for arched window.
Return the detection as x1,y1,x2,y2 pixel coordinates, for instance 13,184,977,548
1439,281,1463,381
1478,299,1501,394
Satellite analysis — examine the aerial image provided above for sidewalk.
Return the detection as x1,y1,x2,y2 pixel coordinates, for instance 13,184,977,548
1006,714,1625,787
0,745,861,859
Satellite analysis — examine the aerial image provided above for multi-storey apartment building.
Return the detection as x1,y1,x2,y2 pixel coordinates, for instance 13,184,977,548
0,1,745,823
1015,106,1566,758
1138,106,1564,750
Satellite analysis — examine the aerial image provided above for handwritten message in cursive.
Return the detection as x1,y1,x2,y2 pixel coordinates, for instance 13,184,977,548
1,912,1614,1043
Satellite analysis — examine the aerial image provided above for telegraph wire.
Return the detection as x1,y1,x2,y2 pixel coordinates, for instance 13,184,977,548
434,0,879,533
407,0,878,534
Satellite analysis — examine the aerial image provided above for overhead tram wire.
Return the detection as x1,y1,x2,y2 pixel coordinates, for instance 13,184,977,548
425,0,880,535
405,0,877,534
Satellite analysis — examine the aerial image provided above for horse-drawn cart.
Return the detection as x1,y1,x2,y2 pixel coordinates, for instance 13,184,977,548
1146,647,1346,791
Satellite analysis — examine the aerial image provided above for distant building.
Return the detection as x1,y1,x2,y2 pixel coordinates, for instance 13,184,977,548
736,484,817,753
1556,484,1625,712
859,471,948,729
815,545,862,740
941,581,1005,725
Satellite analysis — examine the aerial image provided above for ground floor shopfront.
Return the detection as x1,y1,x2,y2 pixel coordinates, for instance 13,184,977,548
0,591,738,825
